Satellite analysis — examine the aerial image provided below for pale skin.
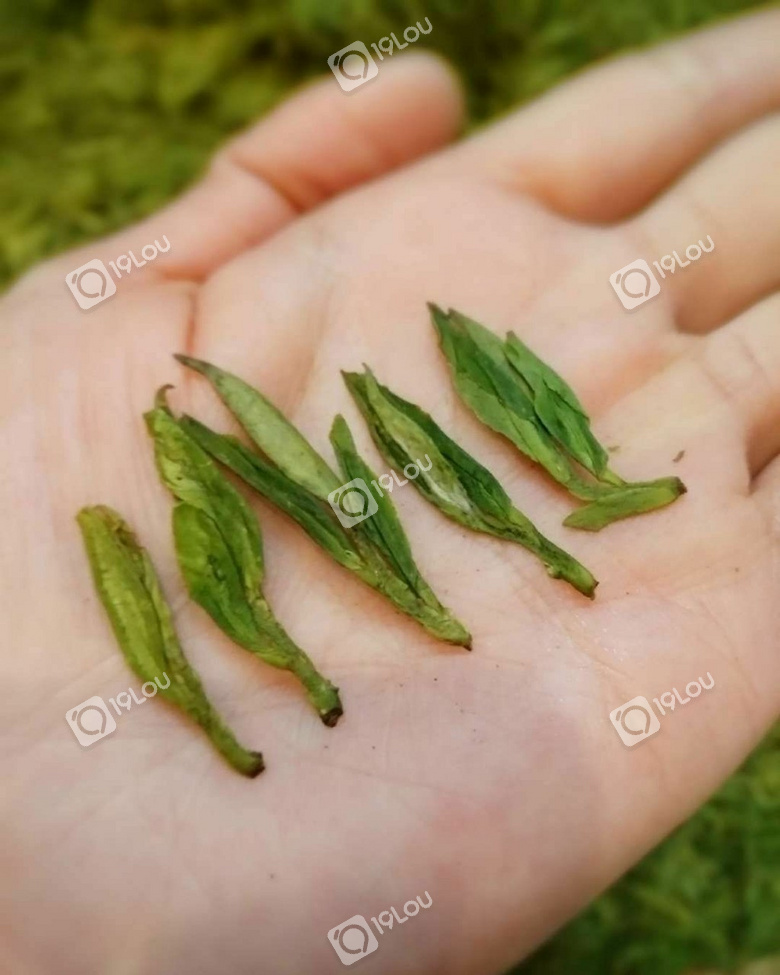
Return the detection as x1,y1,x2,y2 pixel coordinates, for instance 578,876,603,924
3,9,780,973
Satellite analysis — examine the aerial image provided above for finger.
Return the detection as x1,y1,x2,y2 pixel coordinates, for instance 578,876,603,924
57,53,464,282
633,113,780,332
752,452,780,545
593,292,780,508
443,8,780,222
694,292,780,476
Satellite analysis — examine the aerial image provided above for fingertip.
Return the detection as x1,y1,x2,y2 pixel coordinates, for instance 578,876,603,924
371,50,466,144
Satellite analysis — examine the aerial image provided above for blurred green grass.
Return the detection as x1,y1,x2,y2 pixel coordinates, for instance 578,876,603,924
2,1,779,973
0,0,772,286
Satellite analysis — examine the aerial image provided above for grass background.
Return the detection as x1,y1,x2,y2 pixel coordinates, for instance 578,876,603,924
2,1,779,972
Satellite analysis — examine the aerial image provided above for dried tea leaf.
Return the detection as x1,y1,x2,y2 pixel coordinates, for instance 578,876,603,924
77,505,264,777
431,304,580,491
434,305,687,529
175,357,471,647
180,416,365,575
145,392,342,726
329,415,471,646
563,478,686,531
173,355,340,500
344,367,598,599
503,331,611,482
329,414,424,595
344,368,502,530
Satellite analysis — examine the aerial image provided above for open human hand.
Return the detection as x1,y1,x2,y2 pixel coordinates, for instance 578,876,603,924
3,9,780,973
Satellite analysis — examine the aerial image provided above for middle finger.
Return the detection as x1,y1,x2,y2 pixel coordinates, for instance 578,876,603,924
633,113,780,333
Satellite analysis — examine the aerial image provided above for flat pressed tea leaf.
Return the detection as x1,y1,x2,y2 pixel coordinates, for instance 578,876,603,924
502,332,687,520
145,393,342,726
329,415,471,646
431,304,578,490
175,357,471,647
329,414,422,595
174,354,341,501
76,505,264,778
434,305,687,529
563,477,686,531
344,368,501,530
344,367,598,599
180,416,365,574
503,331,611,482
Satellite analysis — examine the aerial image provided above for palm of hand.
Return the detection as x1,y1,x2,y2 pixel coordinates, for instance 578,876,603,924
4,17,780,974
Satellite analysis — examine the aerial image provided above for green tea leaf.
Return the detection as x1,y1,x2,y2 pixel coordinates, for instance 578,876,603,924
174,354,341,500
328,415,471,644
145,393,342,726
435,305,688,529
172,503,261,649
564,477,687,531
344,367,598,599
179,359,472,647
180,415,365,575
146,388,265,590
344,369,497,530
431,305,579,489
329,414,422,594
77,505,264,778
504,331,611,480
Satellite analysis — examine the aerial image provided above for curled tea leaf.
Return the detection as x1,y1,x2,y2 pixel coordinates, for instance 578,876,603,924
77,505,264,777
